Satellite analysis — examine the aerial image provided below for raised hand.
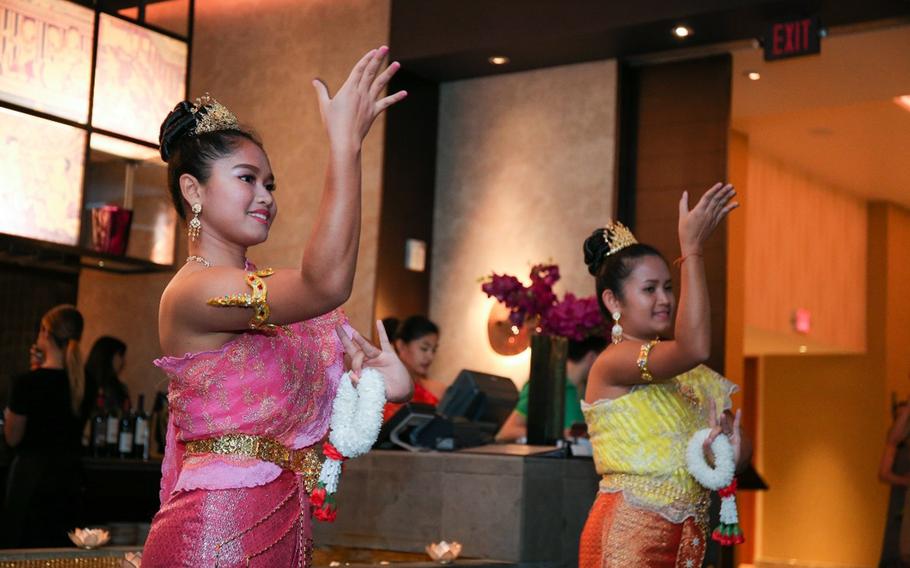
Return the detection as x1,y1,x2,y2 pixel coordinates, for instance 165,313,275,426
335,321,411,401
312,46,407,150
678,183,738,256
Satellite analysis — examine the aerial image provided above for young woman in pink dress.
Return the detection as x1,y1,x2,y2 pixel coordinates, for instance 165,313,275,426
141,47,412,567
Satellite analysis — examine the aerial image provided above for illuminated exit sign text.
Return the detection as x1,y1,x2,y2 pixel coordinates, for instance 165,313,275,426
764,16,821,61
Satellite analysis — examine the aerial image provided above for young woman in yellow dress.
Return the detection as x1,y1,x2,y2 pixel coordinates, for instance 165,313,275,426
579,183,751,567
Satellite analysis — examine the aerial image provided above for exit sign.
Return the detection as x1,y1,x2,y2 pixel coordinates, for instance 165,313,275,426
765,16,821,61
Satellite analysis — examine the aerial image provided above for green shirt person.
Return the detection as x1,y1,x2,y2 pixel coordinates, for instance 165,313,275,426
496,335,607,443
513,379,586,429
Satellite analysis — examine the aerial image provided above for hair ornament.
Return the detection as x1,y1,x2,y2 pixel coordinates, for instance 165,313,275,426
603,220,639,257
191,93,240,136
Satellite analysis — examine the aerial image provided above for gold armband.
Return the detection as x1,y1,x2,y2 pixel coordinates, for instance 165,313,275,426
636,339,660,382
207,268,276,331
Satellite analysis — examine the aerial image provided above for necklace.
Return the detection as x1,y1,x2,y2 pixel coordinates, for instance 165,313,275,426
186,255,212,268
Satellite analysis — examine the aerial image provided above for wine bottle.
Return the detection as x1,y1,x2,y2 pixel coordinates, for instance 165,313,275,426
90,390,107,458
151,391,168,458
105,396,120,458
133,394,150,460
117,399,134,459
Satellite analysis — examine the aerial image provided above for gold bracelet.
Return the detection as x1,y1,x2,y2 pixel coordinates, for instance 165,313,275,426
207,268,276,331
637,339,660,382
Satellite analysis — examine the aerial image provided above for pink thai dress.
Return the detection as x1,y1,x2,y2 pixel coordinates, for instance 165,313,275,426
141,308,349,568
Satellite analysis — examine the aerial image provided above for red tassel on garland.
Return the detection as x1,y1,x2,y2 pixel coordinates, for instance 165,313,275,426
309,442,349,522
711,478,745,546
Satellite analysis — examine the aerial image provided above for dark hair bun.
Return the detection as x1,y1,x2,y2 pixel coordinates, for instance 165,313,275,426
159,101,197,162
583,228,610,276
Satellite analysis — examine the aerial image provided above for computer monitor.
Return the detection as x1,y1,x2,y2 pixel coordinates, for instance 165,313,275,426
374,403,437,450
437,369,518,430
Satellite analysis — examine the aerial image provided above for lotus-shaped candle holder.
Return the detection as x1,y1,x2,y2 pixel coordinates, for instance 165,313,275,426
121,551,142,567
425,541,462,564
68,527,110,549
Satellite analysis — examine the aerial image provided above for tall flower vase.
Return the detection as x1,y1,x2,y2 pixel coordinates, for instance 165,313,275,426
526,334,568,445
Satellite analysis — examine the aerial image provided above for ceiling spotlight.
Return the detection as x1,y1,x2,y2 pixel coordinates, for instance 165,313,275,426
746,71,761,81
672,25,692,38
895,95,910,113
488,56,510,65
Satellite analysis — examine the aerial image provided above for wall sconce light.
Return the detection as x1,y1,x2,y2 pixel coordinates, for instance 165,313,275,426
487,302,530,356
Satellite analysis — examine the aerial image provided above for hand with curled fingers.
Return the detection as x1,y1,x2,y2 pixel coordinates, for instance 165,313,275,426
312,46,407,149
702,398,743,466
678,182,739,256
335,321,411,401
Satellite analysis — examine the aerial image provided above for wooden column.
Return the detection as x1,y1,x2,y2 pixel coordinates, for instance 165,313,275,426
620,55,732,373
372,70,439,325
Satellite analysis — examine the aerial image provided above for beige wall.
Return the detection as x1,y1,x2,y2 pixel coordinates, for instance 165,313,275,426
884,205,910,402
753,203,910,567
743,149,867,355
756,354,887,567
78,0,390,404
430,60,617,387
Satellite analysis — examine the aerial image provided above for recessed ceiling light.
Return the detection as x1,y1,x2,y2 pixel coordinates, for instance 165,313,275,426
672,25,692,38
746,71,761,81
895,95,910,112
488,56,510,65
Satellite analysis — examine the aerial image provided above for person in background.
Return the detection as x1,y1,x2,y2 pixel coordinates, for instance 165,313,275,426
495,335,607,443
84,336,129,417
878,398,910,567
383,315,444,421
3,304,85,548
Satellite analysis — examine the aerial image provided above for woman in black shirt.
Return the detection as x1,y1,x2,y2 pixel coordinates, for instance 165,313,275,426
84,336,129,419
3,304,85,548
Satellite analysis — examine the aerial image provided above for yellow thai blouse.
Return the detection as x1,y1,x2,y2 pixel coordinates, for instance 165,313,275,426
581,365,736,523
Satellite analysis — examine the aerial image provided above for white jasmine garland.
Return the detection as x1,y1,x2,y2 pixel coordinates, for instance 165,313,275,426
316,368,387,492
687,427,745,546
330,368,386,457
685,428,735,490
719,493,739,525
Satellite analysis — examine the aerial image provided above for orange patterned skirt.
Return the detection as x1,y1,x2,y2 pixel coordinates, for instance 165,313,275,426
579,491,706,568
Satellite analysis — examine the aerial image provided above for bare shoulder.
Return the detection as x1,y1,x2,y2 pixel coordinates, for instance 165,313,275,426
158,267,241,356
584,350,631,402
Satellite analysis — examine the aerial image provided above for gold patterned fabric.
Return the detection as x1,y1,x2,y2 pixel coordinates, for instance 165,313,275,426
582,365,736,524
0,559,125,568
580,491,707,568
185,434,322,493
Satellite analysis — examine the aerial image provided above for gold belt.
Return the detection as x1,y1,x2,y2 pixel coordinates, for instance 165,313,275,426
185,434,322,493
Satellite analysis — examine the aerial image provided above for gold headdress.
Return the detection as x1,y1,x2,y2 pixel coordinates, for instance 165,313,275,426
191,93,240,135
603,220,638,256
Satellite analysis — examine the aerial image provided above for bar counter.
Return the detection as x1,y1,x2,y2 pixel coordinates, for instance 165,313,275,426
314,446,599,567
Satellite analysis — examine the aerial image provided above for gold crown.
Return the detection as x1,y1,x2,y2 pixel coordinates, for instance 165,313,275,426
603,220,638,256
191,94,240,135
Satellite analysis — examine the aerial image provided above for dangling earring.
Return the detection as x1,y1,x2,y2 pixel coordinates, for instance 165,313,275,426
188,203,202,241
611,312,623,344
